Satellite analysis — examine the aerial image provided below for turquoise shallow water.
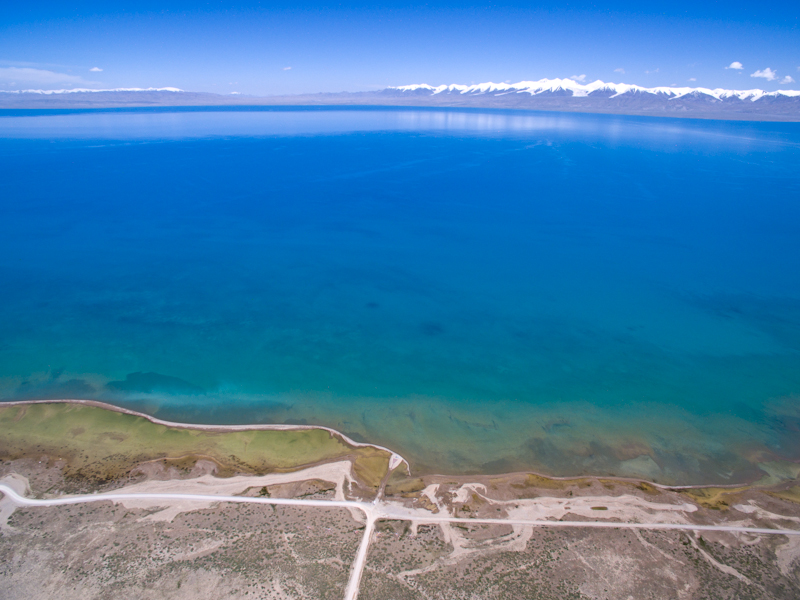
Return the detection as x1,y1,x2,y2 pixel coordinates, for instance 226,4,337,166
1,107,799,484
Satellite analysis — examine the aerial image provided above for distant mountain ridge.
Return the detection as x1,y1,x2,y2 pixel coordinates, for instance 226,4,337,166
391,78,800,102
1,78,798,121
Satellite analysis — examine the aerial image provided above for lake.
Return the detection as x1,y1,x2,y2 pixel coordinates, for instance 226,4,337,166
1,106,799,484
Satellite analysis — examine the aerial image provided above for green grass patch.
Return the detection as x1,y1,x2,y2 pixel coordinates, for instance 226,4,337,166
679,486,749,510
352,453,391,488
767,486,800,505
385,472,426,496
511,473,576,490
0,403,390,487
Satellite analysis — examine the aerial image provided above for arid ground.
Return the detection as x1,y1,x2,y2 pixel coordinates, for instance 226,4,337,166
2,402,800,599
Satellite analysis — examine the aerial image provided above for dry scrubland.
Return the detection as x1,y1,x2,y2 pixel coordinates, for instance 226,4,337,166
1,496,362,600
2,402,800,599
362,520,800,599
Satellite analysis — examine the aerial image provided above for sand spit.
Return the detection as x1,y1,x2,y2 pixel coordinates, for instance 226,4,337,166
0,398,409,474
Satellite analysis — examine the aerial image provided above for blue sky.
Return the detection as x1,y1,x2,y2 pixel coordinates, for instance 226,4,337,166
1,1,798,94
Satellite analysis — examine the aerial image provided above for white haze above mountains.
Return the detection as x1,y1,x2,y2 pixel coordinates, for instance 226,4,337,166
392,78,800,102
0,87,184,94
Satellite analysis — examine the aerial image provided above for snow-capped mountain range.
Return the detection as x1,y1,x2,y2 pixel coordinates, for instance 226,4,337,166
1,79,797,119
392,78,800,102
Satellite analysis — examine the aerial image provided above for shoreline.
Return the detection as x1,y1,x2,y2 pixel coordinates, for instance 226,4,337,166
0,398,780,492
1,100,798,123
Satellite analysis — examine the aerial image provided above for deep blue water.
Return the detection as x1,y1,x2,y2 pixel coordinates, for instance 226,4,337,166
1,107,799,484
